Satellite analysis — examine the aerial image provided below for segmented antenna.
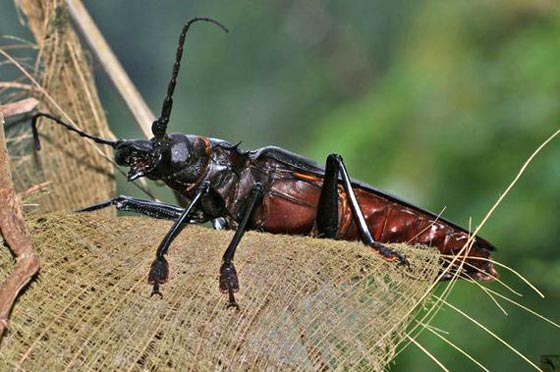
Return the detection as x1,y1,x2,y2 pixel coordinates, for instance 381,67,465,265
31,112,117,150
151,17,229,139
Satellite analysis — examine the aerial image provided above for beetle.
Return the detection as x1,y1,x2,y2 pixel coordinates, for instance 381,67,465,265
30,17,497,309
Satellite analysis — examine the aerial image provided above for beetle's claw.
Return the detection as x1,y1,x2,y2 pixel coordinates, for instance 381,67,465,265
226,300,240,311
396,252,410,267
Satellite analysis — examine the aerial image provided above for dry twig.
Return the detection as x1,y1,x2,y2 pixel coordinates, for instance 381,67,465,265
0,82,37,92
0,97,38,118
0,101,40,341
65,0,155,137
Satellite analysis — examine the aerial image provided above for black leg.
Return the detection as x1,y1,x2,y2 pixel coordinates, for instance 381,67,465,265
317,154,408,265
219,183,263,309
78,195,185,220
316,154,339,239
148,182,209,296
80,196,229,231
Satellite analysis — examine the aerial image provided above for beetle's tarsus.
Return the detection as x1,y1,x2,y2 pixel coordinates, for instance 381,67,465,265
397,253,410,267
76,200,113,213
219,262,240,309
150,284,163,298
148,257,169,296
219,262,239,293
372,242,409,266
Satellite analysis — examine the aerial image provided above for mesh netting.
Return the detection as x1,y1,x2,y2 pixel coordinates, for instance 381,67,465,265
0,213,441,370
4,0,114,213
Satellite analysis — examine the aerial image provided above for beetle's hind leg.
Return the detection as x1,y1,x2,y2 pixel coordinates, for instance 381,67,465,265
316,154,408,265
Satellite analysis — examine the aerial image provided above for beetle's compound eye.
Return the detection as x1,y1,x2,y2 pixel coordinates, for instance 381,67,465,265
114,142,130,167
170,140,191,164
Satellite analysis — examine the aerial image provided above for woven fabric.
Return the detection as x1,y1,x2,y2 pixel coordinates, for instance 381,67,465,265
0,213,441,370
5,0,114,213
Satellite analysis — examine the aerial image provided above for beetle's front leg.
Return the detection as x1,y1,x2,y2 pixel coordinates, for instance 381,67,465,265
316,154,408,265
79,195,185,219
219,183,263,309
148,182,210,297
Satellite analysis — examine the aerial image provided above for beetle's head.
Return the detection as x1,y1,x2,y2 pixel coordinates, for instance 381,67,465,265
30,18,229,184
114,137,166,181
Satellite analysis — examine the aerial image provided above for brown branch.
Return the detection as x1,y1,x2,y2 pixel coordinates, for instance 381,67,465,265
0,106,40,342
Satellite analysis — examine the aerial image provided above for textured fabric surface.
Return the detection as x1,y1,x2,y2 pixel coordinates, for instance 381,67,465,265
5,0,114,214
0,213,441,371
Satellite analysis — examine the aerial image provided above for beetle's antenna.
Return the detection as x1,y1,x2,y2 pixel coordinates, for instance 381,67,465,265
151,17,229,139
31,112,117,150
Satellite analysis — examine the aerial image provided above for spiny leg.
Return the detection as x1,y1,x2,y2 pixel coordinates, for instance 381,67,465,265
80,195,227,231
317,154,408,265
149,182,209,296
78,195,185,220
219,183,263,309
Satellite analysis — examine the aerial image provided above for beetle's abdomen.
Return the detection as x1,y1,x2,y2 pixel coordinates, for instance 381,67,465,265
255,174,496,281
338,188,497,280
257,178,320,235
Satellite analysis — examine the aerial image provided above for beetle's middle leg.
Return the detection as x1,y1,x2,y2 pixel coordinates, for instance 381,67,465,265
316,154,408,265
219,183,263,309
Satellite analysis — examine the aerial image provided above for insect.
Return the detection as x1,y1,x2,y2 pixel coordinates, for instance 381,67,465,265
30,17,497,309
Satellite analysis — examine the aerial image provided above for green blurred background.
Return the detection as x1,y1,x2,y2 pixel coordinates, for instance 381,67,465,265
1,0,558,370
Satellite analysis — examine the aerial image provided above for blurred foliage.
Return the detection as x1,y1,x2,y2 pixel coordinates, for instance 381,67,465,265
308,1,560,370
1,0,558,370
